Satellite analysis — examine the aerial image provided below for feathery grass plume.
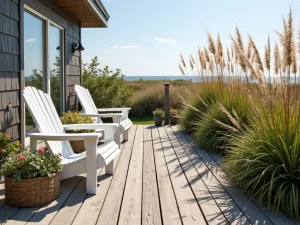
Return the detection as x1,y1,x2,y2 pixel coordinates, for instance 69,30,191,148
231,34,247,72
204,47,210,62
278,9,294,70
227,47,231,62
292,44,297,74
179,63,185,75
207,32,216,55
209,55,214,74
200,51,207,70
218,103,241,130
189,56,194,70
236,27,245,52
264,36,271,71
197,47,202,65
217,33,223,65
246,40,252,59
274,42,281,74
180,54,186,68
214,119,240,133
249,36,265,73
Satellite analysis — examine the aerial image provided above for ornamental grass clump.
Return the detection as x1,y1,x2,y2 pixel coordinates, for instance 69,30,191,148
179,82,221,133
0,148,63,181
192,87,251,154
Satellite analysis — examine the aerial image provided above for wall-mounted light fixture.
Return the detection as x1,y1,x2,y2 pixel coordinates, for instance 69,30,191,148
72,42,85,52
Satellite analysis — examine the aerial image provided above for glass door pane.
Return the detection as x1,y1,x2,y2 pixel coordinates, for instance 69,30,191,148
24,11,45,132
49,24,63,115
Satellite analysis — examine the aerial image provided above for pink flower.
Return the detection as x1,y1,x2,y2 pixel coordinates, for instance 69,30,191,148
19,143,22,147
59,153,62,157
38,148,45,154
4,133,8,138
1,149,6,153
19,155,25,160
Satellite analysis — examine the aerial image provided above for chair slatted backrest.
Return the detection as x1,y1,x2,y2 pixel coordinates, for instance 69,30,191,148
23,86,74,158
74,85,102,123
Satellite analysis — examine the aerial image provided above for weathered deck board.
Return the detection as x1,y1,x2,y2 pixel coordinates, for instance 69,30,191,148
118,125,144,224
96,125,137,225
142,125,162,225
173,126,276,225
151,126,182,225
72,136,126,225
169,126,251,225
0,125,297,225
165,126,229,225
157,126,206,225
206,146,297,225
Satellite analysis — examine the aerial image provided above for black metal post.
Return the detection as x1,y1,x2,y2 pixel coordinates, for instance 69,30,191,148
164,83,170,125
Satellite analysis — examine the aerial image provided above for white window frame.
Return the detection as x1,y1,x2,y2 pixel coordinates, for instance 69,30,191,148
24,5,65,146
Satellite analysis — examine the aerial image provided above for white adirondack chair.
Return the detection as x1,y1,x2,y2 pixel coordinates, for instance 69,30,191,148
23,86,120,194
74,85,132,143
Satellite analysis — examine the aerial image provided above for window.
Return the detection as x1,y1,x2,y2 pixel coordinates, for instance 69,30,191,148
24,6,64,133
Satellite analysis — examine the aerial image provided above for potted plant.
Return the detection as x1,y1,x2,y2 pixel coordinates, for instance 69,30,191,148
60,111,95,153
0,148,63,207
169,108,182,125
0,133,21,168
153,108,164,126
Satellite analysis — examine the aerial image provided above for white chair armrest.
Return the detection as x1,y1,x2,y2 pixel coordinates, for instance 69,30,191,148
81,113,123,123
97,108,131,112
27,132,102,141
95,124,121,146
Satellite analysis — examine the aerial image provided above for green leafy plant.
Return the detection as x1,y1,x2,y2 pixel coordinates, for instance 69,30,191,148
0,148,63,181
0,133,21,160
82,57,133,108
60,111,94,133
153,108,164,117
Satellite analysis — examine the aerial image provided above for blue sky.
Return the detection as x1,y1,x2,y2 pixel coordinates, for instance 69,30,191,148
82,0,300,76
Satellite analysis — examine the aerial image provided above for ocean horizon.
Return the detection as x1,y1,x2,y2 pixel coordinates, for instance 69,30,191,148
124,75,195,81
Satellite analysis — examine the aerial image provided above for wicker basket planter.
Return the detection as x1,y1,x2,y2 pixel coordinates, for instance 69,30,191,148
5,173,60,207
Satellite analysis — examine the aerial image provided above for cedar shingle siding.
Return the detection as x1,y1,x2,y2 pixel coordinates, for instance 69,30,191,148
0,0,82,141
0,0,20,140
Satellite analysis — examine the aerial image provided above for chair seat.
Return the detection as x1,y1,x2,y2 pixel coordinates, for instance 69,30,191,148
61,141,119,166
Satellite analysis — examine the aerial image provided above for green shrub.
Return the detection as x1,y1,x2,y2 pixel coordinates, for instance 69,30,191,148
192,88,250,153
60,111,94,133
82,57,134,108
0,148,63,181
225,105,300,219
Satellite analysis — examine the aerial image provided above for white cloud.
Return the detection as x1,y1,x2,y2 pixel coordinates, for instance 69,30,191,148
25,38,36,43
112,45,142,49
155,38,176,43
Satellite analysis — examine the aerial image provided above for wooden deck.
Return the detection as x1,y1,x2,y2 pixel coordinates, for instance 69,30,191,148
0,125,298,225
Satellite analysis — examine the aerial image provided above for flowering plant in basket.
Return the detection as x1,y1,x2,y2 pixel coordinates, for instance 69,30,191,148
0,148,63,181
0,133,21,160
60,111,95,133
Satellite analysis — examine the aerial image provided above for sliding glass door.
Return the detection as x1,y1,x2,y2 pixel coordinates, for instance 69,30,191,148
24,7,64,133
